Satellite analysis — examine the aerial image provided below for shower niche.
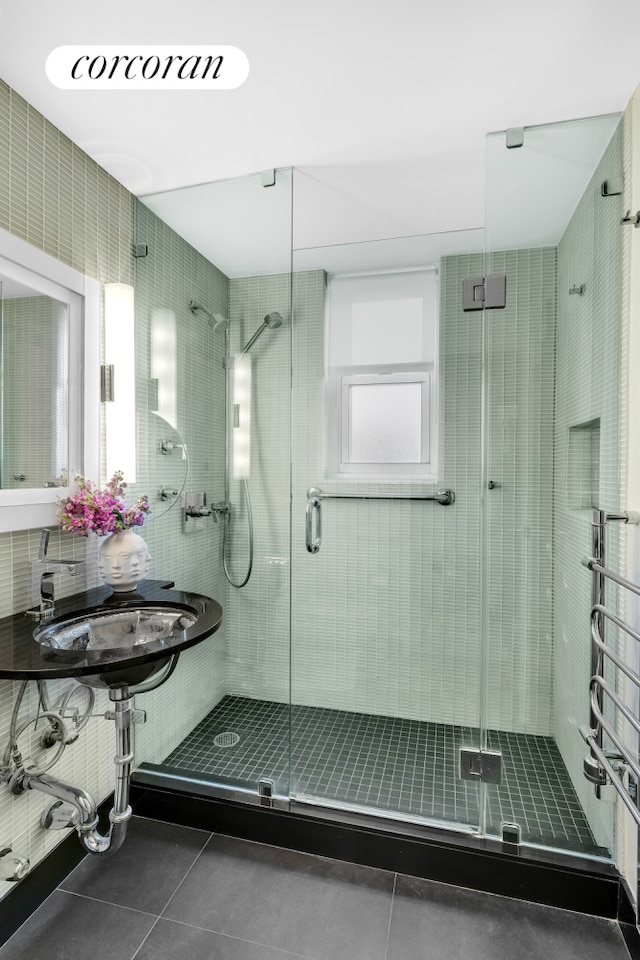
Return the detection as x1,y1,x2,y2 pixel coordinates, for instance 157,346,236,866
568,419,601,511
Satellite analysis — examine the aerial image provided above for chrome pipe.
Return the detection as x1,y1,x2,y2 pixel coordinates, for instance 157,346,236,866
16,771,99,830
11,688,135,855
590,511,606,776
582,732,640,830
239,320,268,356
582,556,640,599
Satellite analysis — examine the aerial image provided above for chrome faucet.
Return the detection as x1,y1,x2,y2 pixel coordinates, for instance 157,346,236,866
26,529,85,621
38,572,55,620
35,529,83,573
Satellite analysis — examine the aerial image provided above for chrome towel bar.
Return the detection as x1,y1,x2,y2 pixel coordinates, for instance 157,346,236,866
581,508,640,828
305,487,455,554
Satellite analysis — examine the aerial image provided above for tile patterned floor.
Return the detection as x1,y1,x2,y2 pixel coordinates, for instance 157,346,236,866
0,817,628,960
160,696,605,856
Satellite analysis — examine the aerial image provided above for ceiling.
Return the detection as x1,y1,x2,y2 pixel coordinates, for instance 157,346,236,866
1,1,639,266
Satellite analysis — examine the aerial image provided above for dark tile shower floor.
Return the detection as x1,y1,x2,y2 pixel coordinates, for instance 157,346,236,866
156,696,605,857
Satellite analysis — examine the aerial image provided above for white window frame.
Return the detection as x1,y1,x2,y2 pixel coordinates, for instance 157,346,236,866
327,362,437,481
340,368,431,476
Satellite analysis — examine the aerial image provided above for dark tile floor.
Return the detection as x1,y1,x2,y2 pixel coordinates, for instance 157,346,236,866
0,816,629,960
161,696,604,855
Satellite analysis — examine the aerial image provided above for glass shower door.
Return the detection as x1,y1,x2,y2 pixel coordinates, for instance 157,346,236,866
289,228,485,833
480,114,623,858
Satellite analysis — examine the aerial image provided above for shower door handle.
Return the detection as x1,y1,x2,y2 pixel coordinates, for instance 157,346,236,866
306,494,321,554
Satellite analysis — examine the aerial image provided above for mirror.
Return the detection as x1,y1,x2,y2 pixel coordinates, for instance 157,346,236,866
0,270,70,489
0,227,99,532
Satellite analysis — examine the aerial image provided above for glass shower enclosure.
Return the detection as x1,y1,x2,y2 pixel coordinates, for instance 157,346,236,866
131,110,625,869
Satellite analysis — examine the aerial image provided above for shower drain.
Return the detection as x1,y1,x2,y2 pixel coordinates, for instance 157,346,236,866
213,731,241,748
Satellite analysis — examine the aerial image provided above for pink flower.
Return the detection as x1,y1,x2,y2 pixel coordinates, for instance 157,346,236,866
57,472,151,537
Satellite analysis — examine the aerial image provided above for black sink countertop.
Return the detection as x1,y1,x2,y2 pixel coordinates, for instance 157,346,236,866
0,580,223,681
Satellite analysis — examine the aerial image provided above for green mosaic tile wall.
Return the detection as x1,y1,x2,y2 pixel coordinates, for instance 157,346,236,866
288,253,555,734
129,200,230,765
483,247,557,735
0,79,134,899
553,123,622,851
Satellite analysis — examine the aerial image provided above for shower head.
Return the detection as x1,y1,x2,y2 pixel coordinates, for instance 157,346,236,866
189,300,228,333
239,310,284,355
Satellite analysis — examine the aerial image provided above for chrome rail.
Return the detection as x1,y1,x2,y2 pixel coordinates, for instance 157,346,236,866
305,487,455,554
580,508,640,825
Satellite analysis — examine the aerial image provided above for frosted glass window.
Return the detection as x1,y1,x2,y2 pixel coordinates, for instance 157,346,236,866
338,371,431,477
348,382,422,462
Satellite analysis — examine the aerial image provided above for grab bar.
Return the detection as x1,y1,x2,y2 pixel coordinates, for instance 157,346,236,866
581,508,640,822
305,487,455,554
305,493,321,554
307,487,455,505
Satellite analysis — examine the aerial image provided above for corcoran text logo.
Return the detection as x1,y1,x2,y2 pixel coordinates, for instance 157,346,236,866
46,46,249,90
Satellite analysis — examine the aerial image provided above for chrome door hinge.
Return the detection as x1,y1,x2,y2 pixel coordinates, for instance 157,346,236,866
258,778,274,807
462,274,507,311
459,747,502,784
100,364,114,402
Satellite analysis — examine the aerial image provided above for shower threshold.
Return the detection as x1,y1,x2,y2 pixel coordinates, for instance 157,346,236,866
138,695,608,859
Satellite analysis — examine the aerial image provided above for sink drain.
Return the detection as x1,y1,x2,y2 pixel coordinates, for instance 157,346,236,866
213,731,240,748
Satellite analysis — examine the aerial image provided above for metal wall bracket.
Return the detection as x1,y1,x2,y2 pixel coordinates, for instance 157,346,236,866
506,127,524,149
133,243,148,258
462,274,507,311
621,210,640,227
459,747,502,784
601,178,622,197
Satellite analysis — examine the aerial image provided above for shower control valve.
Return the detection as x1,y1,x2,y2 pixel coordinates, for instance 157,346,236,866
211,502,230,523
183,493,213,531
185,504,212,518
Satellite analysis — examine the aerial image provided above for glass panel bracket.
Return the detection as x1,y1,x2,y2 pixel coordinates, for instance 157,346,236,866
459,747,502,784
462,274,507,311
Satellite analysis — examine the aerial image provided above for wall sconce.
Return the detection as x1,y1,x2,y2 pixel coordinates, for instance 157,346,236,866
232,354,251,479
150,308,177,429
104,282,136,482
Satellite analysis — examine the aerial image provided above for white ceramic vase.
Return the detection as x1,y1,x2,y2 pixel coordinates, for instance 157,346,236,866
97,529,151,592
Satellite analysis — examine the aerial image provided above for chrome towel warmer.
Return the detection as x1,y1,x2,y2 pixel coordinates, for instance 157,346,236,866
305,486,455,554
581,508,640,825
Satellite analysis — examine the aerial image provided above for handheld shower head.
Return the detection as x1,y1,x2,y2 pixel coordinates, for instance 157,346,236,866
239,310,284,355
